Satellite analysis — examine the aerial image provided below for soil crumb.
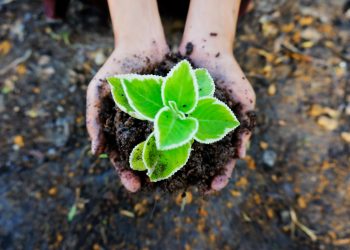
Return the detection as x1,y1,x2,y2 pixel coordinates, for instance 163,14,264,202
185,42,194,56
102,53,256,193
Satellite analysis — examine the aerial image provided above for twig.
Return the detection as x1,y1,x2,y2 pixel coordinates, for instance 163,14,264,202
0,50,31,75
290,209,317,241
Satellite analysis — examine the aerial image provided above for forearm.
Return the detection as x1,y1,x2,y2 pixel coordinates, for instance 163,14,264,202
107,0,166,49
181,0,241,54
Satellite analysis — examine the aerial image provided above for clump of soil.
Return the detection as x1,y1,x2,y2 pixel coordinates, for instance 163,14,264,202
102,53,256,193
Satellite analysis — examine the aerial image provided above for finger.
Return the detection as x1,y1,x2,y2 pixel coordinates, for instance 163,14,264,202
109,151,141,193
86,76,110,155
237,131,251,159
211,159,236,191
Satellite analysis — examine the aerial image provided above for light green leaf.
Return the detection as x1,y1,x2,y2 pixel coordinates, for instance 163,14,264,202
67,204,77,222
99,153,108,159
162,60,198,113
107,76,145,120
194,68,215,97
129,141,147,171
122,74,164,121
143,133,191,182
155,107,198,150
190,97,240,143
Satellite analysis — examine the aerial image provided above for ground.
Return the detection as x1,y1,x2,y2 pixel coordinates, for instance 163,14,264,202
0,0,350,249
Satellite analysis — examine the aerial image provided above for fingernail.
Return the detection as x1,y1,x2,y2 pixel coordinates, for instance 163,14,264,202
211,175,229,191
120,170,141,193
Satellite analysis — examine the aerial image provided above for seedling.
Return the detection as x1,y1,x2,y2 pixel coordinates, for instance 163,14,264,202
107,60,240,182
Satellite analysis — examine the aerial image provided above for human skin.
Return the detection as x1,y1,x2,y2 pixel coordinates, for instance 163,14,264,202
86,0,256,192
179,0,256,191
86,0,169,192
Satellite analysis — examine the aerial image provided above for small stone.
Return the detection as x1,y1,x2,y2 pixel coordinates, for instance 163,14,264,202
317,116,338,131
57,105,64,112
41,67,55,78
263,150,277,167
267,84,276,96
47,148,57,156
346,104,350,116
94,50,106,66
301,28,321,42
340,132,350,143
38,55,50,66
280,210,290,224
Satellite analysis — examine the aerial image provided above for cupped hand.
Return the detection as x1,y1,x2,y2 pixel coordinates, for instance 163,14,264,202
181,48,256,192
86,45,168,192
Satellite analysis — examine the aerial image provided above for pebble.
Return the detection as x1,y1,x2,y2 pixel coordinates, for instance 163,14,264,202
263,150,277,167
41,67,55,79
301,28,321,42
94,50,106,66
38,55,50,66
280,210,290,224
44,117,71,147
47,148,57,157
340,132,350,143
317,116,338,131
267,84,276,96
345,104,350,116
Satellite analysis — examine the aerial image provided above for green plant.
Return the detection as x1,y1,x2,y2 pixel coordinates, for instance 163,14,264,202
107,60,240,182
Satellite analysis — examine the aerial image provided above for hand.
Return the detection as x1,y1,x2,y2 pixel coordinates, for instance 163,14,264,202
182,50,256,191
87,0,168,192
87,46,169,192
180,0,256,192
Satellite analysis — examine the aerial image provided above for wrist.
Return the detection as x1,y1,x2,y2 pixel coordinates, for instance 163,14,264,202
180,0,240,55
108,0,166,50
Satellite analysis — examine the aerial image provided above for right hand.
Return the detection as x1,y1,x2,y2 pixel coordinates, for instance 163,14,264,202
86,45,168,192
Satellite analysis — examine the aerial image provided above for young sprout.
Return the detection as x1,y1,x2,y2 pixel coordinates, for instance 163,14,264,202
107,60,240,182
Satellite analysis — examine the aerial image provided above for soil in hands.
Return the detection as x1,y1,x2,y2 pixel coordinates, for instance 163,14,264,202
101,53,256,193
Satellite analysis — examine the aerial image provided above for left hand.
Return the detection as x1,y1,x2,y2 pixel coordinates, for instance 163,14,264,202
181,48,256,192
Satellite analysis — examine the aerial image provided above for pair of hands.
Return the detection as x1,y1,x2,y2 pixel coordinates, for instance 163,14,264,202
86,0,256,193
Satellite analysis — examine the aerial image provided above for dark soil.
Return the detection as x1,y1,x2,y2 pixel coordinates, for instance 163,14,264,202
102,53,256,193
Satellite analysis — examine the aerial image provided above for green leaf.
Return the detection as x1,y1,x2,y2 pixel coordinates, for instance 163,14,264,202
107,76,145,120
99,153,108,159
162,60,198,113
194,68,215,97
143,133,192,182
155,107,198,150
122,75,164,121
190,97,240,143
129,141,147,171
67,204,77,222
